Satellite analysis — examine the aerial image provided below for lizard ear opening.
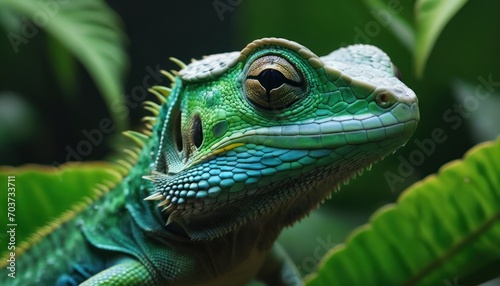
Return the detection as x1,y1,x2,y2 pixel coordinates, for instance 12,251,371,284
172,110,183,152
192,115,203,149
244,55,306,110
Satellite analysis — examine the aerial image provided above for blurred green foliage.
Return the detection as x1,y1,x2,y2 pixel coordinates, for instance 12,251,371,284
0,0,128,164
0,162,122,259
307,138,500,285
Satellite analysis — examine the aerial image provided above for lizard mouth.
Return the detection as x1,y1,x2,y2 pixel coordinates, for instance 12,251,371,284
195,100,419,166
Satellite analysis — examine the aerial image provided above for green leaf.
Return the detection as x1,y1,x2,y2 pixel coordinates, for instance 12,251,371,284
0,162,122,259
361,0,416,52
47,35,79,103
414,0,467,77
306,138,500,285
0,0,129,130
279,208,370,276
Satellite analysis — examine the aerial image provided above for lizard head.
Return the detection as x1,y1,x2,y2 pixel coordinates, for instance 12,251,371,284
142,38,419,240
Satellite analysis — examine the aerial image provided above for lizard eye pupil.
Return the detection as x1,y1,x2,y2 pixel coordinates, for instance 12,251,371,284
256,69,288,92
244,55,306,110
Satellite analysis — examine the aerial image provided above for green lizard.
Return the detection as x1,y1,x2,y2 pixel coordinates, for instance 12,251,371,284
0,38,419,285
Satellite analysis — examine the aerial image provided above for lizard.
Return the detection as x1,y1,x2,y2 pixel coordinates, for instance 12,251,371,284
0,37,419,285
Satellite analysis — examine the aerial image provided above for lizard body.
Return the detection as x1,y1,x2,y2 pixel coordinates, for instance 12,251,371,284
0,38,419,285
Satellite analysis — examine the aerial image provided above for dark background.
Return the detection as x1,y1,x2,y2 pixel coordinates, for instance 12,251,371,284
1,0,499,276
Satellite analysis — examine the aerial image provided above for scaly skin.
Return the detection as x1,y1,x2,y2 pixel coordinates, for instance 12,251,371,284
0,38,419,285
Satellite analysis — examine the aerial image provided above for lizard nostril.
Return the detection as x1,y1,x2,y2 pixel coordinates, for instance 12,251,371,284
380,93,389,103
376,92,396,108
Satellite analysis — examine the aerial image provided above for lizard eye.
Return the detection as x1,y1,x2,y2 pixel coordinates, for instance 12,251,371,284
244,55,305,110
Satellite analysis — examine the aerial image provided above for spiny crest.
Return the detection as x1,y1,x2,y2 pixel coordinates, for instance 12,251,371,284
121,57,185,155
128,57,197,225
94,179,119,195
160,70,176,84
169,57,187,69
147,86,169,104
122,147,142,160
142,101,161,116
122,130,149,148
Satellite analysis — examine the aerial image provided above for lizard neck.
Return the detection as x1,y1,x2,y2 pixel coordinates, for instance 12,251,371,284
121,131,282,248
